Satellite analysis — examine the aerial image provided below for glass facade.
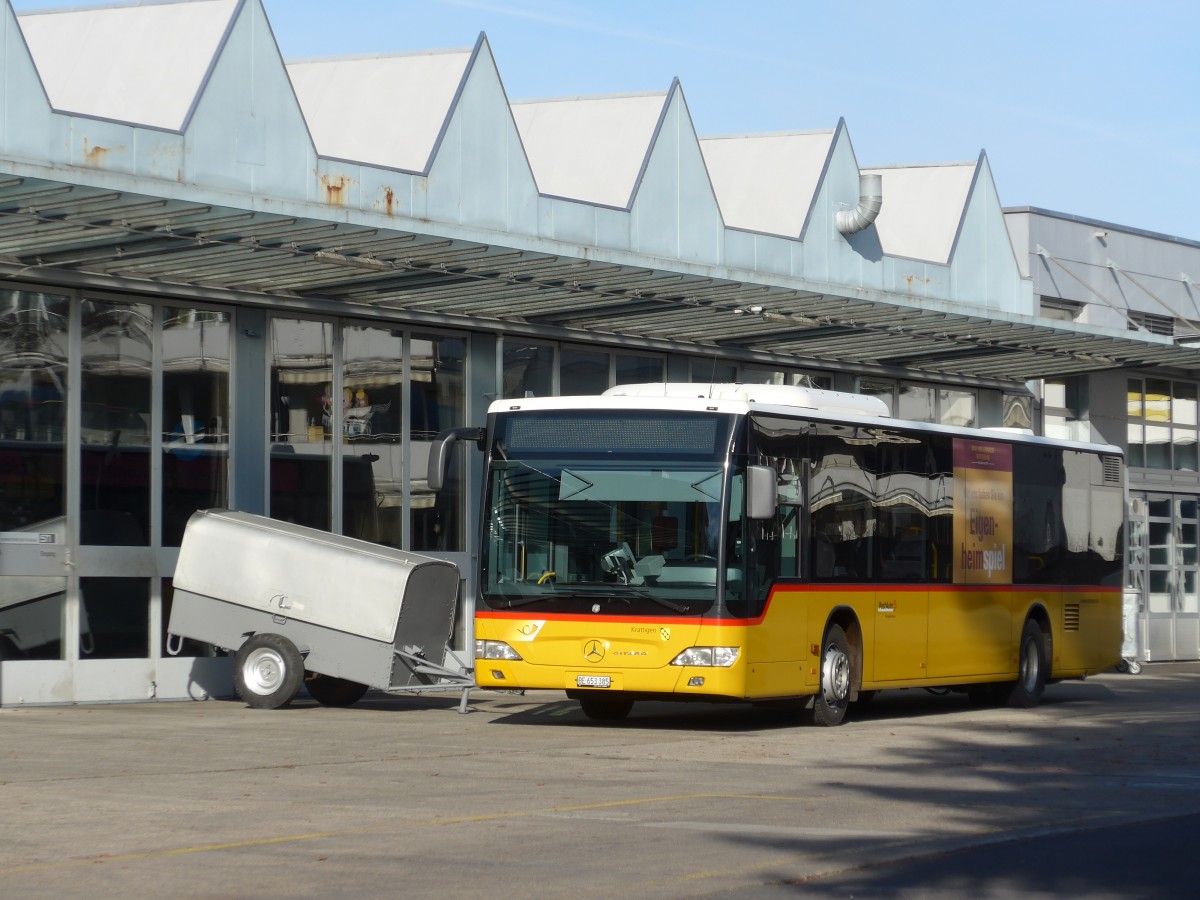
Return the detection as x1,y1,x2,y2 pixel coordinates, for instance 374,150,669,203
411,332,465,552
1128,376,1198,471
0,291,480,700
80,299,153,546
0,289,70,661
269,317,334,530
0,291,68,529
162,308,230,546
861,378,979,428
501,338,665,400
1124,376,1200,661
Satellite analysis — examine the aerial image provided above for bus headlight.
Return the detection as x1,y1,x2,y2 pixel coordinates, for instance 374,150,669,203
476,640,523,661
670,646,739,667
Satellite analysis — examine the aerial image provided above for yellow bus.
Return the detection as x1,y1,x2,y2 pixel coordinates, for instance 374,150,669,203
431,383,1123,725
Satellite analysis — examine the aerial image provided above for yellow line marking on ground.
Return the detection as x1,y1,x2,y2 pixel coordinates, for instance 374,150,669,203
0,793,803,875
415,792,803,825
1,833,340,875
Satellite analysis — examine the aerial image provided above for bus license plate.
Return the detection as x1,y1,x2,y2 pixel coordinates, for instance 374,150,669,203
576,675,611,688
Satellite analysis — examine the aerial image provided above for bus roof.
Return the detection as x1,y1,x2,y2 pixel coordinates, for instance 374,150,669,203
487,383,1122,456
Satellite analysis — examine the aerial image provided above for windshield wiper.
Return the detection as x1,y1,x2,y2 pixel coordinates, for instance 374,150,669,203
570,583,690,614
493,593,557,609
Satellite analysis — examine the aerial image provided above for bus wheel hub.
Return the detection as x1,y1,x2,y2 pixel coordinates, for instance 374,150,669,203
822,646,850,705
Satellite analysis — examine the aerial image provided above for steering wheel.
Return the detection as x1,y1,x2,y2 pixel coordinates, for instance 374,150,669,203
682,554,717,563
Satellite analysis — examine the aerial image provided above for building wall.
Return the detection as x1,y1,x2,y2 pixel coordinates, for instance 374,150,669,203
1007,208,1200,664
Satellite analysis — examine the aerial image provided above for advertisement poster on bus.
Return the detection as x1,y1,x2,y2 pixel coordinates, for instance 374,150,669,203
953,439,1013,584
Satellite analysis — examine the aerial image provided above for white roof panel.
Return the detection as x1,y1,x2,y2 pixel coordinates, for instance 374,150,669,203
18,0,238,131
700,131,834,236
864,163,976,262
511,93,666,208
287,50,471,172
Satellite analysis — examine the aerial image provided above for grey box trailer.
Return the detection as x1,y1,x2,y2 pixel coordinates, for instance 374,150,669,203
167,509,472,710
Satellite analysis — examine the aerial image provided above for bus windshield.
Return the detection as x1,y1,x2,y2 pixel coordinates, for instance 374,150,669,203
481,410,738,615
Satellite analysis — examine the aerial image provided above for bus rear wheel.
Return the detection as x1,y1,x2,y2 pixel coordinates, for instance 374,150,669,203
809,624,852,727
1006,619,1048,708
578,694,634,721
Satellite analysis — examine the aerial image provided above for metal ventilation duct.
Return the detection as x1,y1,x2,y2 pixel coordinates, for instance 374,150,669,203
836,172,883,235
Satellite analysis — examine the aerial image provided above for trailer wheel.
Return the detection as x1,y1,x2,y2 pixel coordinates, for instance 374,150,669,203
234,633,304,709
305,672,368,707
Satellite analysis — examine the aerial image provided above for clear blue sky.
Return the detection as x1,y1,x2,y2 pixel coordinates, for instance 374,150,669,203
11,0,1200,240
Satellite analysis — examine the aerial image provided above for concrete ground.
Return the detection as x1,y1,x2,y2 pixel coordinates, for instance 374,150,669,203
1,664,1197,898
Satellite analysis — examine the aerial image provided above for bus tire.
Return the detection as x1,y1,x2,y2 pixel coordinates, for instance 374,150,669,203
234,633,304,709
578,694,634,721
809,624,852,727
305,672,369,707
1006,619,1048,708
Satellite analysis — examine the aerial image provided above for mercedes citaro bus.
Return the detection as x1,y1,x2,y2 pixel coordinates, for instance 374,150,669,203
429,383,1123,724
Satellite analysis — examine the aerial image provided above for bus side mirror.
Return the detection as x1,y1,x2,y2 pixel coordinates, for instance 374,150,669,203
427,426,485,491
746,465,777,520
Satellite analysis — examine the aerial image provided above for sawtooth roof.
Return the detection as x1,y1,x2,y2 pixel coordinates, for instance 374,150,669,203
1,0,1193,383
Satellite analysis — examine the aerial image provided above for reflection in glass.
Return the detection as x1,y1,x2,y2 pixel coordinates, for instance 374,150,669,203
616,354,663,388
1126,379,1143,418
1183,570,1198,614
81,300,153,546
269,318,332,531
1174,382,1197,426
412,333,464,552
858,379,895,416
342,325,404,545
1125,509,1147,594
1127,424,1144,467
938,389,977,428
1148,521,1170,566
80,576,149,659
693,360,737,386
1176,433,1198,471
1002,394,1033,430
1147,569,1171,613
503,340,554,399
1145,379,1171,422
1180,523,1198,568
0,290,69,531
0,576,66,660
162,308,230,546
560,347,608,395
1145,425,1171,469
897,384,935,422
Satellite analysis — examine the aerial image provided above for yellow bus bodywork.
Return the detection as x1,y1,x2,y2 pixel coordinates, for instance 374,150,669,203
474,585,1122,701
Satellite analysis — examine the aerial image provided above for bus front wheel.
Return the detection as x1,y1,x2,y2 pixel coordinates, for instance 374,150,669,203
1006,619,1048,708
809,624,852,727
578,694,634,721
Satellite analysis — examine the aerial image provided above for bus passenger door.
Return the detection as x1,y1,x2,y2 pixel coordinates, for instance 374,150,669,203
872,589,928,681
